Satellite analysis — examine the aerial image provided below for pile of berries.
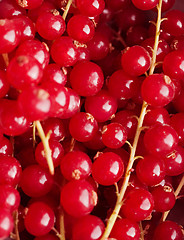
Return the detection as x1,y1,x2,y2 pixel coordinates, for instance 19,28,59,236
0,0,184,239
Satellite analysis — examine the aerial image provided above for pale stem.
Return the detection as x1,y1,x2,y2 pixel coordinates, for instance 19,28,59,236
162,174,184,221
59,208,66,240
62,0,73,20
2,53,9,67
140,221,145,240
35,120,54,175
14,210,20,240
100,0,163,239
33,121,36,149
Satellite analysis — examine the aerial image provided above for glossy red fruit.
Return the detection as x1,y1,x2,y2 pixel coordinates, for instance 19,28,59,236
132,0,158,10
70,61,104,97
16,0,44,9
0,0,26,18
51,36,79,67
120,189,154,222
108,70,140,100
110,218,140,240
24,202,55,236
92,152,124,186
102,123,127,149
76,0,105,17
151,185,175,212
85,90,117,122
121,46,151,76
136,155,166,186
141,74,175,107
60,151,92,180
20,165,53,197
67,15,95,43
72,215,105,240
60,179,97,217
0,70,9,98
0,136,13,156
0,208,13,239
0,156,22,186
153,221,183,240
36,10,66,40
144,124,179,157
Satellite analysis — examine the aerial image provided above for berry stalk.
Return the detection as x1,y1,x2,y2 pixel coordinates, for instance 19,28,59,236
62,0,73,20
100,0,163,239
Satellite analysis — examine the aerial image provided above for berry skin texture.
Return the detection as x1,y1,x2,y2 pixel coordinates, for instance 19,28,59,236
143,124,179,157
92,152,124,186
60,179,97,217
0,70,9,98
141,74,175,107
24,202,55,236
120,189,154,222
70,61,104,97
67,15,95,43
121,46,151,76
102,123,127,149
60,151,92,181
136,155,166,186
51,36,79,67
76,0,105,17
153,221,183,240
16,0,44,9
132,0,159,10
0,208,14,239
110,218,140,240
72,215,105,240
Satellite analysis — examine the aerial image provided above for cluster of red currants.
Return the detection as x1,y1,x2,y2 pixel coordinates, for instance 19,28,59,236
0,0,184,239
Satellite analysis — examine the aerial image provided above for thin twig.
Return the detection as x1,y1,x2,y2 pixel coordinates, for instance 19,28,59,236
100,0,163,238
59,208,66,240
62,0,73,20
35,120,54,175
2,53,9,67
14,210,20,240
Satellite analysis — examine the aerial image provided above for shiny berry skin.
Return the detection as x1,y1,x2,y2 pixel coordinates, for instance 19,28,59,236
15,39,50,69
136,155,165,186
36,10,66,40
67,15,95,43
16,0,44,9
163,50,184,81
13,15,35,43
92,152,124,186
0,0,26,18
70,61,104,97
0,19,20,54
72,215,105,240
0,70,9,98
126,25,148,46
132,0,158,10
0,208,13,239
35,140,64,168
41,117,66,141
143,107,170,127
141,74,175,107
151,185,175,212
24,202,55,236
51,36,79,67
163,146,184,176
60,179,97,217
20,165,53,197
108,70,140,100
0,184,20,212
162,10,184,37
0,136,13,156
121,46,151,77
120,189,154,222
144,124,178,157
112,110,138,139
87,32,110,60
102,123,127,149
18,86,51,121
7,55,43,90
60,151,92,180
69,112,98,142
170,113,184,145
42,64,67,86
153,221,183,240
110,218,140,240
0,156,22,187
76,0,105,17
85,90,117,122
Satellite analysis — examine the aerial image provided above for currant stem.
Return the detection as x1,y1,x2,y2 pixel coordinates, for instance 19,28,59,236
13,210,20,240
162,174,184,221
35,120,54,175
33,121,36,149
100,1,163,239
59,208,66,240
62,0,73,20
2,53,9,67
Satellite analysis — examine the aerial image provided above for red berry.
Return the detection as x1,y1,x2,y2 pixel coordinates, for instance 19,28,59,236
76,0,105,17
0,208,13,239
132,0,158,10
